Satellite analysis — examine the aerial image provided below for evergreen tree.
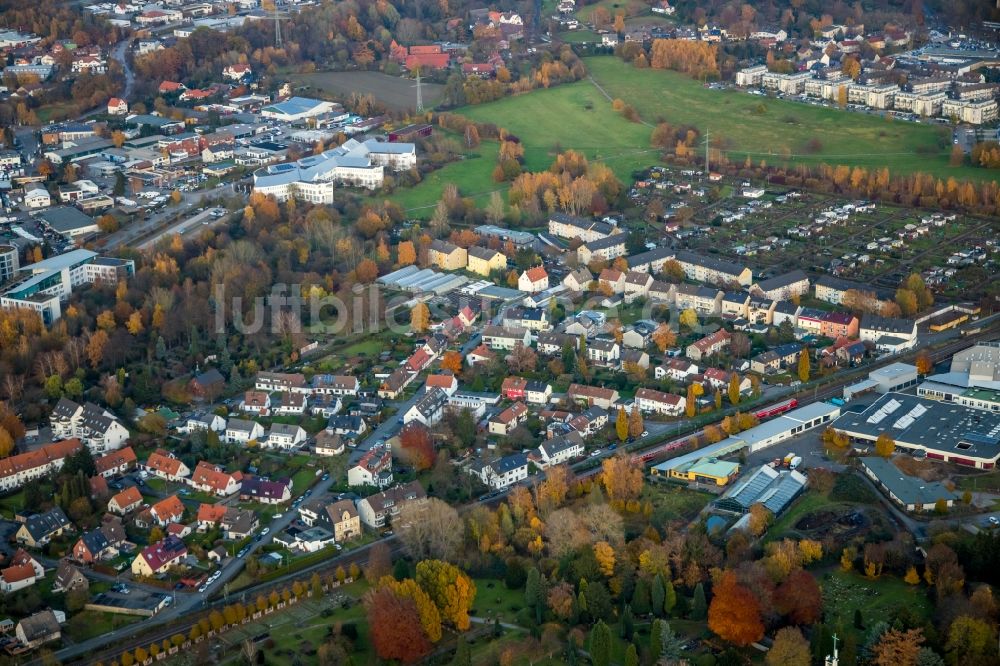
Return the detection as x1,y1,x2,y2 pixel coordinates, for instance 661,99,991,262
812,623,833,665
650,618,665,658
691,583,707,620
562,342,576,373
651,575,665,617
624,643,639,666
620,604,634,639
155,336,167,360
632,577,652,615
659,621,684,663
663,577,677,616
393,559,409,581
525,567,541,612
589,621,612,666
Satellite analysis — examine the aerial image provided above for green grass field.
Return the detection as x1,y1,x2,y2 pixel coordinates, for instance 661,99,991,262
384,141,502,213
822,569,932,642
583,56,988,181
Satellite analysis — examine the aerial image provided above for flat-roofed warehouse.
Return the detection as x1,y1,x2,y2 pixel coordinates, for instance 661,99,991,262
831,392,1000,469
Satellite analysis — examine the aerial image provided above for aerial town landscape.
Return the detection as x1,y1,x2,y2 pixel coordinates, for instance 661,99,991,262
0,0,999,664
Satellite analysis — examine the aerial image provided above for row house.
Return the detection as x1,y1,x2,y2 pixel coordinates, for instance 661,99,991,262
241,391,271,415
255,371,309,394
378,367,416,399
686,329,732,361
185,412,226,433
625,247,675,275
598,269,626,294
721,292,751,319
820,312,860,339
634,388,684,416
0,439,82,493
15,508,72,548
747,297,776,325
72,518,125,564
275,392,307,415
311,374,360,397
750,342,803,374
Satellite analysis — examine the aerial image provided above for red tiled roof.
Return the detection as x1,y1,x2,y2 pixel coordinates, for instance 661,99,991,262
151,495,185,522
145,450,185,476
95,446,136,474
524,266,547,282
2,564,35,584
110,486,142,509
191,461,241,494
0,439,81,480
196,503,227,524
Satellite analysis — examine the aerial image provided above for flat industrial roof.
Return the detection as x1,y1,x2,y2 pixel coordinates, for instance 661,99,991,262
832,392,1000,461
861,456,957,506
870,362,918,383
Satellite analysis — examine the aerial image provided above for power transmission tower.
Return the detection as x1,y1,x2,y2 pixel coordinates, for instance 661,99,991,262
415,69,424,113
703,131,710,173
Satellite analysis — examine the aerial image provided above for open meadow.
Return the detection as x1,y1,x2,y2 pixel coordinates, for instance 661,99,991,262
292,70,443,112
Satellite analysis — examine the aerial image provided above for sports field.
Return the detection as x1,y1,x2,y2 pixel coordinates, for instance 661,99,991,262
292,70,444,112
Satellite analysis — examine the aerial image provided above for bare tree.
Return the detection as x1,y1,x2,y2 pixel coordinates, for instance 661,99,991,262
396,497,462,562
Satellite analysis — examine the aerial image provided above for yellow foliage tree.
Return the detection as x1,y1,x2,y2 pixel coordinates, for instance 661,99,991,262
594,541,616,577
410,303,430,333
415,560,476,631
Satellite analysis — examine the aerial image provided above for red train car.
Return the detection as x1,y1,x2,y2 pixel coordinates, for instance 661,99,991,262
754,398,798,420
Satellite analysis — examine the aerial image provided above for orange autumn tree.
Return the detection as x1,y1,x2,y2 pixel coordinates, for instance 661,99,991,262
399,424,435,471
708,570,764,646
440,351,463,374
601,453,643,502
364,586,433,663
415,560,476,631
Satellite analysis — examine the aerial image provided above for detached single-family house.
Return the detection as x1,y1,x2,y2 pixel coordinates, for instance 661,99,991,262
131,536,187,577
143,449,190,482
635,388,684,416
518,266,549,293
189,461,243,496
226,418,265,444
534,431,584,467
107,486,143,515
468,453,529,490
489,402,529,436
265,424,307,449
149,495,185,526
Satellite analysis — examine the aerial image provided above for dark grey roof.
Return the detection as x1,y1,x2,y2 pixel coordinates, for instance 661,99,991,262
35,207,96,233
860,457,957,506
22,507,71,541
675,250,747,277
755,270,809,292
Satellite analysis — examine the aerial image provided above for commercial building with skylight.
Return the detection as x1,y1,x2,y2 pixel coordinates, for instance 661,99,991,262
831,392,1000,469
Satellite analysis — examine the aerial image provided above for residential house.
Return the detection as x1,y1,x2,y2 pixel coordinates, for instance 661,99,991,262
1,564,36,594
721,292,751,319
220,508,258,540
94,446,136,478
275,392,307,416
566,384,619,409
49,398,129,454
428,239,468,271
142,449,190,482
578,235,628,265
465,344,497,367
107,97,128,115
467,246,507,276
622,326,651,349
686,329,732,361
626,247,675,274
185,412,226,434
548,213,619,242
481,325,531,351
299,499,361,542
537,331,578,356
16,610,61,649
149,495,185,526
327,415,368,438
753,270,810,300
255,371,309,394
239,476,292,504
189,461,243,496
355,481,427,529
750,342,802,374
241,391,271,415
796,307,827,335
814,275,886,306
655,358,699,382
311,374,361,397
469,453,529,490
635,388,684,416
378,367,415,399
71,526,119,564
404,387,448,427
622,348,650,369
588,338,621,368
623,271,653,303
675,284,723,316
196,504,228,531
860,315,918,353
131,536,187,577
52,561,88,593
225,418,265,444
503,306,550,332
265,424,307,450
596,268,625,295
314,431,345,456
525,380,552,405
518,266,549,292
563,267,594,293
704,368,750,393
772,301,801,328
16,508,72,548
489,402,529,436
107,486,143,515
348,444,393,488
747,297,777,325
674,250,752,287
820,312,860,339
568,407,609,437
425,374,459,397
534,431,584,467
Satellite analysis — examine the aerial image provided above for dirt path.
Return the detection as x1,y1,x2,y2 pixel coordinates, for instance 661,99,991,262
588,75,656,128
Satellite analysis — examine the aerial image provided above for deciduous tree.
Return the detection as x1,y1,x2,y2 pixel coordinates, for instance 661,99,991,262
397,499,462,562
875,433,895,458
652,323,676,352
410,303,430,333
601,453,643,502
872,627,923,666
400,424,435,471
708,570,764,646
415,559,476,631
767,627,810,666
364,586,433,663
